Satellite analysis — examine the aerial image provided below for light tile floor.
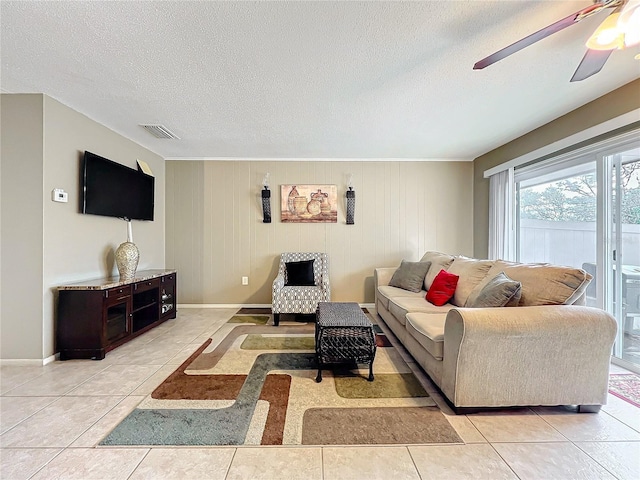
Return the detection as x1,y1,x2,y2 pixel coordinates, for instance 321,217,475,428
1,307,639,480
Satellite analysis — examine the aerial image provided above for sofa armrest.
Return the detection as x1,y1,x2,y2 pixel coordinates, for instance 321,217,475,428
374,267,397,288
441,305,617,408
374,267,397,307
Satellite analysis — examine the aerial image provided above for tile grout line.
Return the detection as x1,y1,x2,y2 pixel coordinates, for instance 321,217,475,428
405,445,424,480
69,394,135,448
124,447,152,480
571,441,626,480
461,413,491,444
601,406,640,434
61,363,118,397
530,406,575,443
1,368,53,396
24,447,67,480
0,396,59,437
487,442,524,480
223,447,238,480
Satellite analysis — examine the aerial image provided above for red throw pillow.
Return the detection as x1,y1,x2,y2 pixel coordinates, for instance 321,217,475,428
426,269,459,306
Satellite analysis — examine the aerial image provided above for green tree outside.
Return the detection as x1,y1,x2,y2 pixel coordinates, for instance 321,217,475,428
519,163,640,224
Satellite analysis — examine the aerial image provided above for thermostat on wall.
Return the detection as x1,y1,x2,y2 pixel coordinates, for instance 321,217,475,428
52,188,68,203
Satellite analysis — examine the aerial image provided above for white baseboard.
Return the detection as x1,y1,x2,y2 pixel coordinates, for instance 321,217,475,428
178,303,375,309
1,359,43,366
43,353,59,365
178,304,272,309
0,353,59,366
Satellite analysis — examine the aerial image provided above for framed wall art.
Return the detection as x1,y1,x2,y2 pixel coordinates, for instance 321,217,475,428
280,184,337,223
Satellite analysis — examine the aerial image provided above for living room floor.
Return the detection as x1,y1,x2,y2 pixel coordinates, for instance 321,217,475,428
1,308,639,480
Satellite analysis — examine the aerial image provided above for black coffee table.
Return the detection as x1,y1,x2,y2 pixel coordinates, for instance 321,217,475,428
315,302,377,383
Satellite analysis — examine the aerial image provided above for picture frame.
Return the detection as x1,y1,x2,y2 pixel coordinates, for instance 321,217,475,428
280,184,337,223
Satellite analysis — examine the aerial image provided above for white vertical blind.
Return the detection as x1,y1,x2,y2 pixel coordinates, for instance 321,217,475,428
488,168,515,260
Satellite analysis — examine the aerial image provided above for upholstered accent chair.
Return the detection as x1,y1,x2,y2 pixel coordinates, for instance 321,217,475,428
272,252,330,326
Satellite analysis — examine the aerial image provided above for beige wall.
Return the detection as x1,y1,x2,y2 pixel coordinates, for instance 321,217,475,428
473,79,640,259
166,160,473,304
1,95,45,359
0,94,165,360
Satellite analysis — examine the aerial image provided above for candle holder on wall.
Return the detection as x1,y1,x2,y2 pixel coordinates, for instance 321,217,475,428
346,174,355,225
261,173,271,223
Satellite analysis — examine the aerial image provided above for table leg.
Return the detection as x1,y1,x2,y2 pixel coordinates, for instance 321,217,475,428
368,361,374,382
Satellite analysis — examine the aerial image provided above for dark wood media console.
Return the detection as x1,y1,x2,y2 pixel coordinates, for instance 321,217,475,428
57,269,177,360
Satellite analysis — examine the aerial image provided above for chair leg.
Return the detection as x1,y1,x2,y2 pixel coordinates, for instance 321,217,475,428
273,313,280,326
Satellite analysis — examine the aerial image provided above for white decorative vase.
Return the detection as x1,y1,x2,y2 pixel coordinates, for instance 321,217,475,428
115,221,139,279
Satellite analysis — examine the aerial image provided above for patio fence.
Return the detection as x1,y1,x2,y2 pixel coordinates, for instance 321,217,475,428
519,219,640,269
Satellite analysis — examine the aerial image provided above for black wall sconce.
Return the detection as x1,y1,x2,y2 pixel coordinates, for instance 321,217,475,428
346,173,355,225
261,173,271,223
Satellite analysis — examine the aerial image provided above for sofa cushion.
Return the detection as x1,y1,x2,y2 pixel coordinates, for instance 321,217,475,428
389,260,432,293
377,285,425,310
487,261,592,306
465,271,522,308
426,269,459,306
388,297,453,325
446,256,494,307
405,313,446,360
421,251,455,290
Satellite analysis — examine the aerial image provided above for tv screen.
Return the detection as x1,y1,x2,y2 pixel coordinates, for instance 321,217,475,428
81,151,154,221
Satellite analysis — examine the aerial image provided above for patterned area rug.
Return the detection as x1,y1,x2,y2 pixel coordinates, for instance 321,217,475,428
609,373,640,408
100,313,462,446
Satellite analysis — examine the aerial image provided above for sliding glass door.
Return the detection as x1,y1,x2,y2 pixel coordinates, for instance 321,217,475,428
610,152,640,367
514,135,640,372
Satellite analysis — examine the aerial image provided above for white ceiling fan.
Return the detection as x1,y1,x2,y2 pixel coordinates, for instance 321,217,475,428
474,0,640,81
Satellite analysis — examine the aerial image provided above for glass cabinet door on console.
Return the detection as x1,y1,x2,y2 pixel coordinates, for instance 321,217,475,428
104,286,132,343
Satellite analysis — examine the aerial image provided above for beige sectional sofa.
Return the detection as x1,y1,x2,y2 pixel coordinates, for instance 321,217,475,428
374,252,618,413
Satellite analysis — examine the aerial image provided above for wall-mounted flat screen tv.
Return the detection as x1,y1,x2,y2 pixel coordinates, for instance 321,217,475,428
81,151,154,221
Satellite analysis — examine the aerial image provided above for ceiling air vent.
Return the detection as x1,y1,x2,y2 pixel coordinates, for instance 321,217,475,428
139,124,180,140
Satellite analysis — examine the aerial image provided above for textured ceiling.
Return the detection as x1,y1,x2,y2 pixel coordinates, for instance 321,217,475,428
1,1,639,160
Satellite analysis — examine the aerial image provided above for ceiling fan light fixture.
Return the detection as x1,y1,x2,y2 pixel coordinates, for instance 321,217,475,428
618,0,640,46
586,12,624,50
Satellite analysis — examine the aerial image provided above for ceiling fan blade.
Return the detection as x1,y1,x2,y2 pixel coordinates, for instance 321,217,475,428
474,2,609,70
570,48,613,81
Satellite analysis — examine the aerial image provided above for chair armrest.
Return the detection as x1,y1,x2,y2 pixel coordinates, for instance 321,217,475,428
374,267,397,288
321,277,331,301
273,274,285,291
441,305,617,407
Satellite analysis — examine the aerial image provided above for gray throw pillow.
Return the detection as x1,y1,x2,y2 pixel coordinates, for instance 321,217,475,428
465,271,522,308
389,260,431,293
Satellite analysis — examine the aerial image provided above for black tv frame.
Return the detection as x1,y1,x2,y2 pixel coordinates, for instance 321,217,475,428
81,151,154,221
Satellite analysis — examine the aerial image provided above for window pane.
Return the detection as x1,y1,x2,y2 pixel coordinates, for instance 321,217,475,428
612,153,640,366
517,162,597,272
